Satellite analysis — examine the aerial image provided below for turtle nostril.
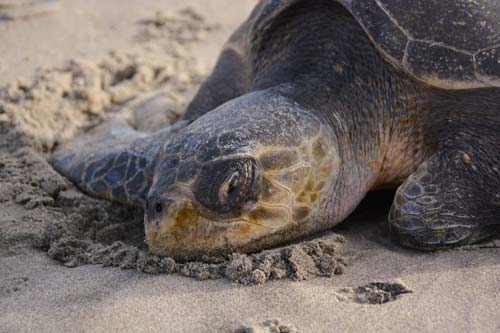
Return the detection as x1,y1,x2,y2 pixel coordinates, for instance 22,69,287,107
155,202,164,214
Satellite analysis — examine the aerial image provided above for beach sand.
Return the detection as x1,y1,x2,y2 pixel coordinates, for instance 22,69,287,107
0,1,499,332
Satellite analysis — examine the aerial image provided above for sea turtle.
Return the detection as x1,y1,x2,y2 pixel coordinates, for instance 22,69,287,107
52,0,500,259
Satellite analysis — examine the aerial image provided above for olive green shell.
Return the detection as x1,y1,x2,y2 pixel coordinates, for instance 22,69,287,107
253,0,500,89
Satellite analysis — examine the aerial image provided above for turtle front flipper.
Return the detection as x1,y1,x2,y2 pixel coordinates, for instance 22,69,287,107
389,129,500,249
51,118,184,207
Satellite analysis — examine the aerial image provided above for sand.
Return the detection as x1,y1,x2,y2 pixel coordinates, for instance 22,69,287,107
0,1,499,332
0,0,60,20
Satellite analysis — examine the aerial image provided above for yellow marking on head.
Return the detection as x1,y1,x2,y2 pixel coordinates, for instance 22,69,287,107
311,137,327,163
304,177,315,192
273,165,311,192
247,129,339,229
297,144,310,161
261,176,292,206
296,191,308,203
171,205,199,241
245,204,290,229
262,132,335,217
258,149,299,171
292,205,311,221
313,180,326,192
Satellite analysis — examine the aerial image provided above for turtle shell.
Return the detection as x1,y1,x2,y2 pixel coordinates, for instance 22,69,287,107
251,0,500,89
340,0,500,89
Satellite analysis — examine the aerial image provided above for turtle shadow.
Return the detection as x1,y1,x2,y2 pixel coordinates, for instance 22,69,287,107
334,189,399,251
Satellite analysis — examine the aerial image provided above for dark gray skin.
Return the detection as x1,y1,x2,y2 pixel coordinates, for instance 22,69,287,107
52,0,500,259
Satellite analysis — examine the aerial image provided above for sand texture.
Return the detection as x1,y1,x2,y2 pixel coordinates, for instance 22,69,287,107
0,1,499,332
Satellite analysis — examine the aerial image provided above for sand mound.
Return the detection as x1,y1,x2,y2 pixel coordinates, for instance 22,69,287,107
36,214,345,284
0,9,210,152
0,7,347,284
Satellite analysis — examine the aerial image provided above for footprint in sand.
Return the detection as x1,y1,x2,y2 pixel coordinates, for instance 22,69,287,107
337,281,413,305
0,276,29,298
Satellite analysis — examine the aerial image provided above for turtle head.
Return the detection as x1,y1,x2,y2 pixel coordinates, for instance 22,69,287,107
144,90,340,259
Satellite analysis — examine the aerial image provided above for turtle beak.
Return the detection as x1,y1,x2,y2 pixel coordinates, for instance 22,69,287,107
144,196,199,247
143,194,271,260
144,194,221,258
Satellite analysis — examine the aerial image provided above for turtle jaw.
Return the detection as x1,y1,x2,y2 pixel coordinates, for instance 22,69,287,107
144,199,273,260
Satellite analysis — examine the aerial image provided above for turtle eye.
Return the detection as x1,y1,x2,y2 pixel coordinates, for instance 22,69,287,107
194,158,260,215
218,171,240,204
